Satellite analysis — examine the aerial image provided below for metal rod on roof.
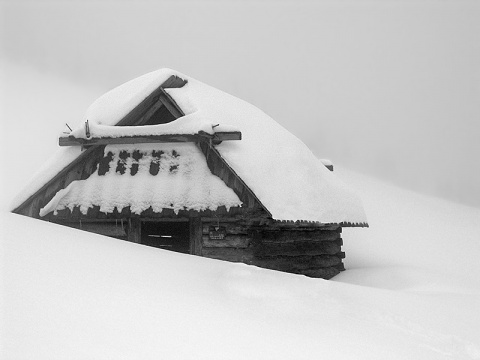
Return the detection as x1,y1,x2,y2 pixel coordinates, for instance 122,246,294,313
85,120,90,138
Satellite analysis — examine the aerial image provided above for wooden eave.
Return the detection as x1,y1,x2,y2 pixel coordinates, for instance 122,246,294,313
12,75,188,216
271,220,369,228
338,221,369,228
58,131,242,147
198,141,272,218
116,76,186,126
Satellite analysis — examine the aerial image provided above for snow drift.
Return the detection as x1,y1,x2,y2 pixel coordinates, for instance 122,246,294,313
2,170,480,360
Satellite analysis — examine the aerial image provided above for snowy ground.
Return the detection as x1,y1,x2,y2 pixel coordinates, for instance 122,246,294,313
2,60,479,359
2,169,480,360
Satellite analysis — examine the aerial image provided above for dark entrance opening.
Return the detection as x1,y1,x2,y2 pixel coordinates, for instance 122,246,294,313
141,221,190,254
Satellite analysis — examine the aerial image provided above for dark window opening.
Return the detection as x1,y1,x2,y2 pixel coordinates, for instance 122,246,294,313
141,221,190,254
143,105,177,126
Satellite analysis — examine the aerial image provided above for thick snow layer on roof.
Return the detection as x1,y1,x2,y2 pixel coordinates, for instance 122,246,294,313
40,143,242,217
85,69,175,126
13,68,367,224
10,69,180,211
165,80,367,224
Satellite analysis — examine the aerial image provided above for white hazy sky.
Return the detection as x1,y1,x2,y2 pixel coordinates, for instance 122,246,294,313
1,0,479,207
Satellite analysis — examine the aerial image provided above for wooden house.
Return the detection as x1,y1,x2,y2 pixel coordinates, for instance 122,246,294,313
12,69,368,279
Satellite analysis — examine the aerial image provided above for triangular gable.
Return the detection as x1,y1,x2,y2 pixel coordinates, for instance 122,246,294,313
116,76,186,126
13,76,186,217
13,75,271,219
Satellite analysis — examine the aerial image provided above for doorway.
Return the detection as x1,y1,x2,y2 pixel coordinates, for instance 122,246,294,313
141,221,190,254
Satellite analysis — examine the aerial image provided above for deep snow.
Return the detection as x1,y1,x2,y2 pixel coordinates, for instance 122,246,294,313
2,60,479,360
2,170,480,360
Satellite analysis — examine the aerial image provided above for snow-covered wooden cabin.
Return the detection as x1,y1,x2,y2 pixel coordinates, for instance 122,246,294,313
12,69,367,279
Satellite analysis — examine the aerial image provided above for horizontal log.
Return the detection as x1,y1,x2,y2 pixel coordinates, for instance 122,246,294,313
268,223,341,231
60,134,199,146
254,241,341,257
298,267,340,280
251,255,341,272
202,224,248,235
213,131,242,141
202,235,250,248
261,230,340,243
59,131,241,147
336,251,346,259
201,248,254,262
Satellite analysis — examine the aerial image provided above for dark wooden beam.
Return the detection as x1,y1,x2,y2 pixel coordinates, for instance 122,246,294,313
198,141,272,218
12,146,105,217
59,131,242,147
60,134,201,146
160,75,188,89
127,218,141,243
135,99,164,126
116,75,187,126
159,88,185,119
189,217,203,255
215,131,241,141
212,131,242,144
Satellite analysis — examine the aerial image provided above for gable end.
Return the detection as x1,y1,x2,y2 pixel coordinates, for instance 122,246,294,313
13,75,188,217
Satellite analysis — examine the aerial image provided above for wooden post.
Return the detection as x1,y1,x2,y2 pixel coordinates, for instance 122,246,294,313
189,217,202,255
127,218,141,243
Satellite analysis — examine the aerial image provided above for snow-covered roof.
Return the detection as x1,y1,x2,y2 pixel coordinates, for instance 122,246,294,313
13,68,367,225
39,143,242,217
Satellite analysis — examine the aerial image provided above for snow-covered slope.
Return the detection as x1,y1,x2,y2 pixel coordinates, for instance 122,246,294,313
2,170,480,360
337,168,480,291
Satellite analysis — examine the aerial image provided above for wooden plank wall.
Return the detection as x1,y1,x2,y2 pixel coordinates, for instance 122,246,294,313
53,216,345,279
200,220,345,280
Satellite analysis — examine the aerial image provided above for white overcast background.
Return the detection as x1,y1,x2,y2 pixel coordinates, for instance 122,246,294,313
1,0,479,208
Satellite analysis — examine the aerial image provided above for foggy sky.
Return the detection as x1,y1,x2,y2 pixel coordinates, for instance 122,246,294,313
1,0,479,207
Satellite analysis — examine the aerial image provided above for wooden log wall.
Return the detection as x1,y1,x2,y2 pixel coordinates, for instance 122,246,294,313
200,221,254,262
51,216,345,280
200,221,345,280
